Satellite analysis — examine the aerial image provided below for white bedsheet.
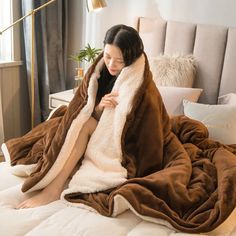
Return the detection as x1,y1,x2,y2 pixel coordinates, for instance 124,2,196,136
0,162,235,236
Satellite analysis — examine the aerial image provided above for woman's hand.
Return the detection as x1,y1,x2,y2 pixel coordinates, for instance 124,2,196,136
97,91,119,112
93,91,119,120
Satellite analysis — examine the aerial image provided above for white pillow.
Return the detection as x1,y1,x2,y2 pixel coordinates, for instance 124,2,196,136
158,86,203,116
183,99,236,144
218,93,236,105
150,54,197,88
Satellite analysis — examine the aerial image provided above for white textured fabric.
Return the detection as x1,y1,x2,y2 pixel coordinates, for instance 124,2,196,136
218,93,236,105
4,55,145,196
0,161,236,236
26,207,141,236
1,59,103,193
183,100,236,144
1,143,36,177
150,54,197,87
62,55,145,197
158,86,203,116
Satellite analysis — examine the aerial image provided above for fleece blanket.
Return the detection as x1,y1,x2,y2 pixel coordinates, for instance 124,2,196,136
3,53,236,234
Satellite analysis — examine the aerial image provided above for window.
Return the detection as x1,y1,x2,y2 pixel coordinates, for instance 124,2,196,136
0,0,13,61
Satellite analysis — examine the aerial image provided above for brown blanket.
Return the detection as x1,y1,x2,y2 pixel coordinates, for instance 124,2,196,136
5,53,236,233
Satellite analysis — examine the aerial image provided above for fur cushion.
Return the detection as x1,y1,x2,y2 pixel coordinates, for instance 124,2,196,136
150,54,197,87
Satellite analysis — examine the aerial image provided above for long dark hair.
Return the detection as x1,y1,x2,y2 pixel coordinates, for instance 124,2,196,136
103,24,144,66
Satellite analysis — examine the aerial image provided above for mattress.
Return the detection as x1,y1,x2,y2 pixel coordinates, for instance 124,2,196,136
0,162,235,236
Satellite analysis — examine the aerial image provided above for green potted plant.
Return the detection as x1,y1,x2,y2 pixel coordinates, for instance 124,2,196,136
69,43,102,93
70,43,102,67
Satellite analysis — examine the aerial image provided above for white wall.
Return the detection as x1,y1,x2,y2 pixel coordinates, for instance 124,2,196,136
158,0,236,27
83,0,236,48
67,0,236,82
84,0,161,49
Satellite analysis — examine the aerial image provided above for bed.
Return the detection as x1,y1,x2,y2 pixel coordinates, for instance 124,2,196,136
0,16,236,236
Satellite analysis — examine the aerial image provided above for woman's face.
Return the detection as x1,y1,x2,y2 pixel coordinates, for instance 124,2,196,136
103,44,125,76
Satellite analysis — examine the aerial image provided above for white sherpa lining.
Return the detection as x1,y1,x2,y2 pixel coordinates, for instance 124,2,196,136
61,54,145,197
27,58,105,192
0,104,67,176
1,143,36,177
1,58,103,192
112,195,236,236
1,143,11,164
0,105,66,178
113,194,174,230
46,104,65,120
3,54,145,196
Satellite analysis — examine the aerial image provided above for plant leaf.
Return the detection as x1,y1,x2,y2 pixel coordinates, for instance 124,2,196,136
69,43,102,63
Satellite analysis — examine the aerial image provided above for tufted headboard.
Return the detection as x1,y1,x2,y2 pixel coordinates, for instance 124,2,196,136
135,17,236,104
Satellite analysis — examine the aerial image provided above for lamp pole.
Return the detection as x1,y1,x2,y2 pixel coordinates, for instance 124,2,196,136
0,0,57,128
0,0,107,128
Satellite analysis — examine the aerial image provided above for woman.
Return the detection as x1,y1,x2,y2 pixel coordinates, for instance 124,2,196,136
3,23,236,234
16,24,144,208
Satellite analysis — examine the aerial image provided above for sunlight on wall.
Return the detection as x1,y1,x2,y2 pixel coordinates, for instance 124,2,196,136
0,0,13,61
157,0,236,27
83,0,236,49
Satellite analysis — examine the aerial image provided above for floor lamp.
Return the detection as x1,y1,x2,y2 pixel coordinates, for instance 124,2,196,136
0,0,107,128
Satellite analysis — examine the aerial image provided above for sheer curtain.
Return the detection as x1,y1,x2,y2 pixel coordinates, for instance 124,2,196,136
21,0,68,124
0,1,12,61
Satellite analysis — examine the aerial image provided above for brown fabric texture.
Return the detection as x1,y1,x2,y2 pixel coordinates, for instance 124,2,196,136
5,54,236,233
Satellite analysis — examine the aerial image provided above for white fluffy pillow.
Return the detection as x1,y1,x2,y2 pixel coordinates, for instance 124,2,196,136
158,86,203,116
183,99,236,144
218,93,236,105
150,54,197,87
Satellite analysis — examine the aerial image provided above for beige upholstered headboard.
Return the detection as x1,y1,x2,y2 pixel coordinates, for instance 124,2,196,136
135,17,236,104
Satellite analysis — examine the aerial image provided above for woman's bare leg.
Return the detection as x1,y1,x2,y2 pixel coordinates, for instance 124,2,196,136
16,117,97,209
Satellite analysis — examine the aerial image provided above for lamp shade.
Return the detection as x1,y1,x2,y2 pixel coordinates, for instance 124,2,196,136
87,0,107,12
